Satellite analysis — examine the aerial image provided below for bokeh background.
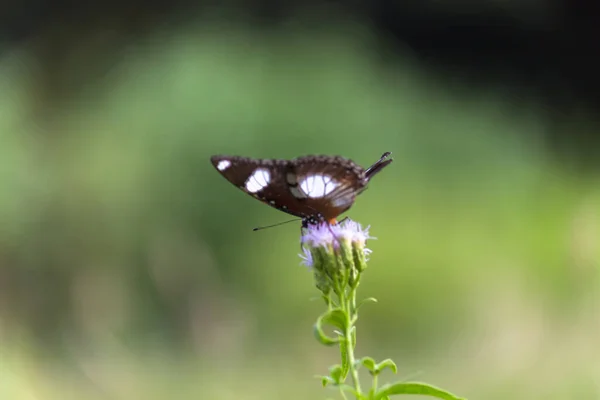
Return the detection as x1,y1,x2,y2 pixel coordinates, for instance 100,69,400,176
1,1,599,399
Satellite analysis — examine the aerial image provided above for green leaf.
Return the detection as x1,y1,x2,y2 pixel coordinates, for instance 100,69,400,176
318,375,335,387
356,356,376,372
374,359,397,375
324,308,349,331
313,308,348,346
329,364,344,385
374,382,466,400
357,297,378,310
339,336,349,379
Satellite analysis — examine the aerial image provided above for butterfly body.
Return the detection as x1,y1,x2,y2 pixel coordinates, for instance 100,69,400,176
210,152,393,227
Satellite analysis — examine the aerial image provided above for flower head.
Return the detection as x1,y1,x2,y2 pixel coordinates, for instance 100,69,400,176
301,219,374,250
335,219,374,250
299,218,375,294
300,222,336,250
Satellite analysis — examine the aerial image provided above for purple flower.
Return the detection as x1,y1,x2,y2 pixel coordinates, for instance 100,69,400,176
299,219,374,268
336,219,375,248
301,222,336,249
302,219,374,247
299,247,314,268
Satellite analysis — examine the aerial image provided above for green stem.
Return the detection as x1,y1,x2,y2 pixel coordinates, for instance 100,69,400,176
345,286,362,398
372,373,378,395
339,387,349,400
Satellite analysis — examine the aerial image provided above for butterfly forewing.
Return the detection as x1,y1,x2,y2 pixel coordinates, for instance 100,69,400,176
210,155,282,190
211,155,314,218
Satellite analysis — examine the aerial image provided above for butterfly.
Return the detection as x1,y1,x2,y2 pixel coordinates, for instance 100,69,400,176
210,152,393,228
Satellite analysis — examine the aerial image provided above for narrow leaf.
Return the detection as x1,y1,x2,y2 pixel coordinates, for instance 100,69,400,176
313,323,339,345
357,297,378,310
356,356,376,372
314,308,348,346
339,336,350,379
374,359,398,375
374,382,466,400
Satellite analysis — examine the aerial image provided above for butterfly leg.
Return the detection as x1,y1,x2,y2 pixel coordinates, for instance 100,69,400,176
337,216,349,225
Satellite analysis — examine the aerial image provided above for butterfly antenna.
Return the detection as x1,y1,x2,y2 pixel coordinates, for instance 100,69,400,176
253,218,302,231
365,151,393,181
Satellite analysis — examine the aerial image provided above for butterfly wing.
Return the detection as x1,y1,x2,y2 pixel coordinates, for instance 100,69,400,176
210,155,317,218
288,155,368,222
211,153,391,224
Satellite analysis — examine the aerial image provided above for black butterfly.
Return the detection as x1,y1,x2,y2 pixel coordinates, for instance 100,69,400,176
210,152,393,227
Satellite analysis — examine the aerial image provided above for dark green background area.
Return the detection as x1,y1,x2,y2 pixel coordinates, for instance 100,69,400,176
0,16,599,400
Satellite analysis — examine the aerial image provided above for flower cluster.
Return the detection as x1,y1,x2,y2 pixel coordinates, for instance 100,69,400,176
299,219,374,295
303,219,372,248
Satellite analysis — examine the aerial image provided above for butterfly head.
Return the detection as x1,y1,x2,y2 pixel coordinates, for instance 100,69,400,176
301,214,335,229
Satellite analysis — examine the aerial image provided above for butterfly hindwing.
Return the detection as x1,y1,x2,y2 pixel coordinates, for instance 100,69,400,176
287,155,367,220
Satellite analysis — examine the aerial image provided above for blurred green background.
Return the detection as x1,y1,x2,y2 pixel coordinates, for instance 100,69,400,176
1,8,600,400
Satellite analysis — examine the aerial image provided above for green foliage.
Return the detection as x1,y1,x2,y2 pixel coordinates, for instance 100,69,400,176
374,383,466,400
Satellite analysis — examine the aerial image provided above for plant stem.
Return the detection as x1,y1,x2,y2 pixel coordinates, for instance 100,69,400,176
339,387,349,400
345,286,362,398
372,374,378,394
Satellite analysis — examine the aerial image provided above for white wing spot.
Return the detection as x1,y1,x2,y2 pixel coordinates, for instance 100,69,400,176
217,160,231,171
245,168,271,193
299,174,339,198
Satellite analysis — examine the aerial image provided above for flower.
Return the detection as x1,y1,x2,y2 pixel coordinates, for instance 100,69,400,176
300,218,374,254
336,219,375,250
300,222,337,250
299,219,375,294
299,247,314,268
